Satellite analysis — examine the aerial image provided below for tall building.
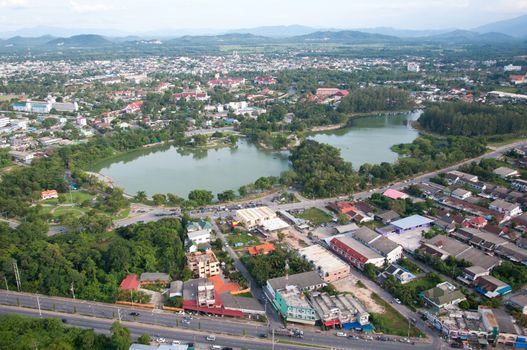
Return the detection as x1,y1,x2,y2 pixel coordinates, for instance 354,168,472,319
187,250,221,278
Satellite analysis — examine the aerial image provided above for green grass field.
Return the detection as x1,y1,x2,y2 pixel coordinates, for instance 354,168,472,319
295,208,333,226
227,232,261,248
370,293,424,337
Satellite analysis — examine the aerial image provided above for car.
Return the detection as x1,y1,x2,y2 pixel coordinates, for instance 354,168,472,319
157,337,166,343
129,312,140,317
206,335,216,341
394,298,402,304
172,340,181,345
336,332,347,337
258,333,268,338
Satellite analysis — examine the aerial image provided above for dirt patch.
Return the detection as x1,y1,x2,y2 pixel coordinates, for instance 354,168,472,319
333,277,385,314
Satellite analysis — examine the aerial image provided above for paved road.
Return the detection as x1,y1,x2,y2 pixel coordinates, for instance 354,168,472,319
0,291,443,350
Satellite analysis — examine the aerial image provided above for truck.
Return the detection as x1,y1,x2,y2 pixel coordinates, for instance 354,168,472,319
269,328,304,338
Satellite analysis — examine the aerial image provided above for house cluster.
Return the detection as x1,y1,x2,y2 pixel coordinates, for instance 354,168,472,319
264,271,371,330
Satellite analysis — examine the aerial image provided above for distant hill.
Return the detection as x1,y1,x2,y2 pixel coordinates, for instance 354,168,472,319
293,30,398,43
356,27,453,38
171,33,272,45
474,14,527,38
3,35,55,46
420,30,518,44
46,34,112,47
227,25,320,38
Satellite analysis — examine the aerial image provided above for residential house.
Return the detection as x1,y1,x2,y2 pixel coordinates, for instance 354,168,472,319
489,199,522,217
139,272,170,285
378,264,417,285
248,243,275,256
421,282,466,311
451,188,472,201
187,229,211,245
493,167,520,178
41,190,59,200
375,210,400,224
506,292,527,315
119,274,140,291
383,189,409,200
460,266,489,284
512,179,527,193
474,275,512,298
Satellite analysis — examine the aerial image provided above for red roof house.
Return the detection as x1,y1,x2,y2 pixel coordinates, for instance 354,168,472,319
120,274,140,291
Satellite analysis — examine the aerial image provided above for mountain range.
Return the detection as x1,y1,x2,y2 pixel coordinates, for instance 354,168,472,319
0,14,525,49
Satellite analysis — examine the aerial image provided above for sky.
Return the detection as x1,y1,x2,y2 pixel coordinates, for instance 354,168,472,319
0,0,526,34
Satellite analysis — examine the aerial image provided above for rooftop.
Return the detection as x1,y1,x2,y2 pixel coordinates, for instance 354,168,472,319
267,271,325,292
391,215,434,230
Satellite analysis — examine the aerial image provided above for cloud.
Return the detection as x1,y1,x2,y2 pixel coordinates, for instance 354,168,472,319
68,0,114,13
0,0,28,9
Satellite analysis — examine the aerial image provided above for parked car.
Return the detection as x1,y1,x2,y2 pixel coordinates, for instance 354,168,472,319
206,335,216,341
129,312,140,317
336,332,347,337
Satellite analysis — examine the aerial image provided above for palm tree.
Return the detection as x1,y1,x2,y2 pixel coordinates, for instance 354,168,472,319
134,190,148,203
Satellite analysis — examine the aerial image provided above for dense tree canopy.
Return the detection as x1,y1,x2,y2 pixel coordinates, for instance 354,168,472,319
419,102,527,136
0,218,185,302
338,87,413,114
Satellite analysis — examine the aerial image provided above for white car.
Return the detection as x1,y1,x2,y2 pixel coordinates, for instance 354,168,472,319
336,332,347,337
157,337,166,343
394,298,402,304
172,340,181,345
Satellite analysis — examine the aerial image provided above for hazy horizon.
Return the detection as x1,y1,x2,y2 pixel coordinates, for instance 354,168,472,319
0,0,526,35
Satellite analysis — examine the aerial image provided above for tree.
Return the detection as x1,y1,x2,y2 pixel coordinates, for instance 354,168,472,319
134,191,148,203
217,190,236,202
167,193,184,206
152,193,167,206
238,186,248,197
111,322,131,350
188,190,213,206
137,334,150,345
337,213,350,225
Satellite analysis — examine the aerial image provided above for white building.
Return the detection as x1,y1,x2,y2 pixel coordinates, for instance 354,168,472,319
504,64,522,72
299,245,350,283
0,117,9,128
407,62,420,72
187,229,211,245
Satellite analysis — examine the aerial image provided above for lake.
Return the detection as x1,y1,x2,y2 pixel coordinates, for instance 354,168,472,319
92,111,420,197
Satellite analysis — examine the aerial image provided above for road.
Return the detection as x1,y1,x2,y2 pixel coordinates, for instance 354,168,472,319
0,290,444,350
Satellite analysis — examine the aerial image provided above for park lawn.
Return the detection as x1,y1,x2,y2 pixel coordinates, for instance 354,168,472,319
295,208,333,226
370,293,424,338
53,206,88,218
227,232,261,248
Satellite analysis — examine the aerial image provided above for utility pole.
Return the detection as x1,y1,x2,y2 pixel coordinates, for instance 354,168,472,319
117,308,121,322
272,328,275,350
70,282,75,300
4,276,9,291
13,260,21,292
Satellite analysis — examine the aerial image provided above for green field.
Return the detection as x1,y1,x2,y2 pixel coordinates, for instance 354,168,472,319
227,232,261,248
54,206,88,218
295,208,333,226
370,293,424,337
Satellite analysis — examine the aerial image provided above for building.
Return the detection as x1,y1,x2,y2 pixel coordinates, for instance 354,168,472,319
387,215,435,234
407,62,420,72
352,227,403,263
0,116,9,127
299,245,350,283
378,264,417,285
512,179,527,192
504,64,522,72
207,78,245,88
375,210,400,224
421,282,466,311
493,167,520,178
187,229,211,245
506,292,527,315
186,219,212,233
254,76,277,85
474,275,512,298
9,150,34,164
139,272,170,285
119,274,140,291
236,206,276,228
460,266,489,284
489,199,522,217
329,236,385,270
52,101,78,112
187,250,220,278
274,285,318,325
12,100,52,113
172,91,209,101
309,292,370,328
383,189,409,200
124,101,144,113
451,188,472,200
248,243,275,256
41,190,59,200
169,280,183,298
197,281,216,307
266,271,326,298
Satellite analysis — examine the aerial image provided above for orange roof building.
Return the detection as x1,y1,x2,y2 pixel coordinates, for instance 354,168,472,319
41,190,59,200
119,274,140,291
248,243,275,256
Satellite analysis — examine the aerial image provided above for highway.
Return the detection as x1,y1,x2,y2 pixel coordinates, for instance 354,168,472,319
0,290,442,350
